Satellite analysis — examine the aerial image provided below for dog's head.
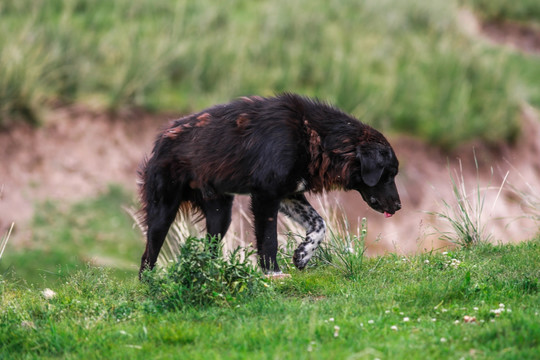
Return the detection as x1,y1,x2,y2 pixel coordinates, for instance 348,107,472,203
348,143,401,217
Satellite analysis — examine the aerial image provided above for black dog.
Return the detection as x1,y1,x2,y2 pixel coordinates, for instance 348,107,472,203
138,93,401,276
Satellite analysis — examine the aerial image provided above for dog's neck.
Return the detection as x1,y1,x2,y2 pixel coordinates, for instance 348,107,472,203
303,119,357,193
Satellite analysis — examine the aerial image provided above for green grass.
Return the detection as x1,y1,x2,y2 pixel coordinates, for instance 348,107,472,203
1,238,539,359
2,0,537,148
463,0,540,23
1,187,538,358
0,185,141,285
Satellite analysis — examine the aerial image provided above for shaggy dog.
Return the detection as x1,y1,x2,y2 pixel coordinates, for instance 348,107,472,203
138,93,401,276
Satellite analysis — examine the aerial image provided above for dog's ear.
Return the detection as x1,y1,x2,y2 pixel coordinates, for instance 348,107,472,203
358,146,385,187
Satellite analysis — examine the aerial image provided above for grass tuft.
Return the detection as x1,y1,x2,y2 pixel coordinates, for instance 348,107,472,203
312,217,368,280
142,236,268,309
430,152,508,248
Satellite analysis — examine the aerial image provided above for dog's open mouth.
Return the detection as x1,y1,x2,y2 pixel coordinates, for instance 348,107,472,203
384,211,393,218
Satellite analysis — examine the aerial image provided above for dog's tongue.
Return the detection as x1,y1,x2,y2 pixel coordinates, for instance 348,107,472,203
384,212,393,218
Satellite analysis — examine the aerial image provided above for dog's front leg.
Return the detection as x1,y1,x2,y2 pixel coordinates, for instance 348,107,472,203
251,194,282,274
279,194,326,270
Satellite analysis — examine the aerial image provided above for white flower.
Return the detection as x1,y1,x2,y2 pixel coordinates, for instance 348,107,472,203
385,310,391,314
442,252,448,255
329,317,334,322
431,318,437,322
21,321,36,329
473,307,479,311
368,320,374,324
391,325,398,331
403,317,410,322
440,337,447,343
490,308,504,316
424,259,430,264
42,288,56,300
454,320,460,324
499,303,505,308
333,325,340,337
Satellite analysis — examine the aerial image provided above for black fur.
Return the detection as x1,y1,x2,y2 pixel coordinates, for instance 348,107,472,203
138,93,401,276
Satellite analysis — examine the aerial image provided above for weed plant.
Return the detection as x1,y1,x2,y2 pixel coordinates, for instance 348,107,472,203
142,236,268,309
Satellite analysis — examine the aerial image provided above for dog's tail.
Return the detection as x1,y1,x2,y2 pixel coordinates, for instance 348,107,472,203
136,154,204,234
135,156,151,233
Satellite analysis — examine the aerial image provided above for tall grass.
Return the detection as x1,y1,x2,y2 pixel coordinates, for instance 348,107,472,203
0,224,14,262
0,0,522,148
133,194,369,278
430,153,509,248
315,217,369,280
462,0,540,22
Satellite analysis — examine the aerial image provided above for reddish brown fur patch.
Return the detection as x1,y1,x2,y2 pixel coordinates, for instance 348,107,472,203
163,126,183,139
236,113,250,129
196,112,211,127
241,95,264,103
360,127,389,146
304,119,357,192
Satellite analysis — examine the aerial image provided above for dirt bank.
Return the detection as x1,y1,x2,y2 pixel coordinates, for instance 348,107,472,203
1,103,538,255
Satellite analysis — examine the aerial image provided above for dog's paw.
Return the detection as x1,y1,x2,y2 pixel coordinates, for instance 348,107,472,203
293,249,309,270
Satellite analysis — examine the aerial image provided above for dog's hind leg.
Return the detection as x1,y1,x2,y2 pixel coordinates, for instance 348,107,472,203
139,174,184,277
279,194,326,270
199,194,234,254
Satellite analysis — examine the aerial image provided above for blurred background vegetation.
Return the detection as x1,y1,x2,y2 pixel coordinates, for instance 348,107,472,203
1,0,539,148
1,0,540,284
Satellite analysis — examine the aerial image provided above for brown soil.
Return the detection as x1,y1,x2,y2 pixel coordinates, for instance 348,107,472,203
1,103,539,255
482,20,540,55
458,8,540,55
